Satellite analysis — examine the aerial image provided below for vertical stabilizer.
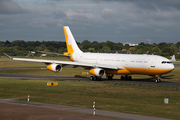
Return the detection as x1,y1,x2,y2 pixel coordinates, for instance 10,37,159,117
63,26,83,54
170,55,176,62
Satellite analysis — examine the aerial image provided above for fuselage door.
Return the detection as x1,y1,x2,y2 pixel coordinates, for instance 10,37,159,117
125,57,130,66
151,58,156,68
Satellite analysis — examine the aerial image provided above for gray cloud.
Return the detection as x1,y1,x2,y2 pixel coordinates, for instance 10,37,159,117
0,0,23,14
0,0,180,44
93,0,180,10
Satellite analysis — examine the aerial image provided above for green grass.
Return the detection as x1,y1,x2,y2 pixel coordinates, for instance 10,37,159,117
0,62,46,68
0,78,180,119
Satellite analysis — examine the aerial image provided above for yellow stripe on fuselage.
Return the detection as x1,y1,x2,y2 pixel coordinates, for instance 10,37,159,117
105,67,173,75
63,26,74,61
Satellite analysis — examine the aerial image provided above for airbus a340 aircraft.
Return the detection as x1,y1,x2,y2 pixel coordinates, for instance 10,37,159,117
5,26,175,83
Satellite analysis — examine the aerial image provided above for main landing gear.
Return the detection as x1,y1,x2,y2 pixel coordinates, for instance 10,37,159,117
106,74,114,80
106,74,132,81
90,76,102,81
121,75,132,80
155,75,161,83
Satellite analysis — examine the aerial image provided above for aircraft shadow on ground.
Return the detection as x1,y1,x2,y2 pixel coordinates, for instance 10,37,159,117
74,75,88,78
161,75,174,80
101,75,175,83
73,74,175,83
104,78,156,83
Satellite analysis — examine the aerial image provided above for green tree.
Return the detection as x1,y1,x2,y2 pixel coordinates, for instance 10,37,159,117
176,42,180,52
48,46,55,52
114,43,123,51
0,41,5,47
88,48,96,52
152,46,161,55
37,44,46,51
58,47,66,54
124,44,130,50
160,47,174,58
129,47,136,54
106,41,115,50
135,43,146,54
91,41,99,51
80,40,92,51
99,45,111,53
158,42,167,50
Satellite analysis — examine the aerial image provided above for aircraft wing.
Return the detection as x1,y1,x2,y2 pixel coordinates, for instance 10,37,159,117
13,58,124,70
36,51,70,57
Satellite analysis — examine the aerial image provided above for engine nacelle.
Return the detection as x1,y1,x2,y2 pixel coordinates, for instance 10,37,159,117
47,64,62,72
89,68,105,77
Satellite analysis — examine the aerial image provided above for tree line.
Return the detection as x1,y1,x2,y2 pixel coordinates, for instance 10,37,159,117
0,40,180,59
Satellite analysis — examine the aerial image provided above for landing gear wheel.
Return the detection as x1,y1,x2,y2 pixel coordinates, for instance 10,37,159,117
155,78,161,83
90,76,94,81
107,74,113,80
121,76,124,80
107,76,112,80
128,76,132,80
125,75,128,80
155,79,158,83
93,76,101,81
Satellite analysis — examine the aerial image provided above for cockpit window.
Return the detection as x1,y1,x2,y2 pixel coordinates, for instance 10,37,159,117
161,61,172,64
162,61,166,64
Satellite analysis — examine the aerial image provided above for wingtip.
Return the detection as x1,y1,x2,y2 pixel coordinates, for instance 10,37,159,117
3,53,12,59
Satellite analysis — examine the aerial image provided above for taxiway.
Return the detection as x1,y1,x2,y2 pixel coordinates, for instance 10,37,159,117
0,73,180,87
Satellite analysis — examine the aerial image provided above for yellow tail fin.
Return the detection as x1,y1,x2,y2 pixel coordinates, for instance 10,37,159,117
63,26,83,61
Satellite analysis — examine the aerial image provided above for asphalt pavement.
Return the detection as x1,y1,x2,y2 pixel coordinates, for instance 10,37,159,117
0,73,180,87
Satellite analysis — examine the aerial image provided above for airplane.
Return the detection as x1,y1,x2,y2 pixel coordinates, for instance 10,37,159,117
4,26,175,83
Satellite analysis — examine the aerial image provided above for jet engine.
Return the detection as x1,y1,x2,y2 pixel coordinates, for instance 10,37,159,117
47,63,62,72
89,68,105,77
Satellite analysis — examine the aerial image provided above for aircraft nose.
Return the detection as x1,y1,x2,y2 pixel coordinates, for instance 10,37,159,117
171,64,175,70
164,64,174,74
168,64,175,72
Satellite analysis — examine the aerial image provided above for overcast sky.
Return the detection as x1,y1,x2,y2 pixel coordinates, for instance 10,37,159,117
0,0,180,44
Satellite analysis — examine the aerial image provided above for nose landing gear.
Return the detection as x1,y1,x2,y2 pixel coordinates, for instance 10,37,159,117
155,75,161,83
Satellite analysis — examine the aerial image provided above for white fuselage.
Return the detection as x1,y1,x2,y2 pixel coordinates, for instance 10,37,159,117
72,53,174,76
